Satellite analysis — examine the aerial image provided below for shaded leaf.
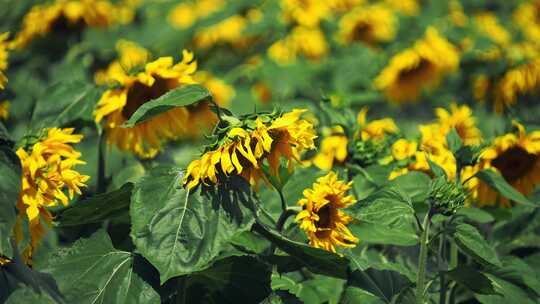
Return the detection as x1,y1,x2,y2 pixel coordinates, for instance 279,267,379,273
446,266,498,295
348,268,412,304
55,183,133,227
474,169,537,207
453,223,501,267
0,143,21,257
123,84,211,127
37,230,159,304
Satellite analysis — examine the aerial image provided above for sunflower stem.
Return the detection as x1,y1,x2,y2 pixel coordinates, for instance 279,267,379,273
277,188,287,213
416,211,432,304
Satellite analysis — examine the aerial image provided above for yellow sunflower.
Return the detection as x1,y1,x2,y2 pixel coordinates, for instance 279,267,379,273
391,139,417,161
312,126,348,170
337,4,396,46
513,1,540,44
0,32,9,90
435,103,482,145
374,27,459,104
474,12,511,47
183,109,317,189
295,171,358,253
326,0,364,13
11,0,136,49
357,107,398,141
464,122,540,208
493,59,540,113
15,128,89,260
281,0,330,27
384,0,419,16
268,26,328,64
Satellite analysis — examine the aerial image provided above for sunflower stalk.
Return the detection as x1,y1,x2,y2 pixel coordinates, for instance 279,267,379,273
416,210,432,304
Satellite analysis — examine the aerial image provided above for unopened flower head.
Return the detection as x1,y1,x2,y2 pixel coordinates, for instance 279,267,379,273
428,177,467,216
15,128,89,259
295,171,358,253
183,109,317,190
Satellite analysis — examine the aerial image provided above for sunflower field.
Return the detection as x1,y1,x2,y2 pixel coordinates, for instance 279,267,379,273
2,0,540,303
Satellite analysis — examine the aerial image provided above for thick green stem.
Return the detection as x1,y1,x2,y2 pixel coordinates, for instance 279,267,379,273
439,232,447,304
416,212,431,304
277,189,287,212
450,242,458,269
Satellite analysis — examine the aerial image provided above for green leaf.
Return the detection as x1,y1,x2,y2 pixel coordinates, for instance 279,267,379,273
475,274,538,304
390,171,431,204
272,273,345,304
453,223,501,267
5,288,56,304
122,84,211,127
456,207,495,224
130,166,254,283
485,256,540,299
253,223,349,279
446,128,463,153
473,169,538,207
340,287,385,304
348,268,412,304
55,183,133,227
177,256,272,304
446,266,498,295
37,230,159,304
347,188,418,246
31,80,101,130
0,144,21,257
426,157,447,178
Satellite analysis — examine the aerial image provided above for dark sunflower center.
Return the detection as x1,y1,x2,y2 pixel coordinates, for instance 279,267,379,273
315,203,334,229
351,22,373,43
397,59,434,83
50,15,86,33
123,76,176,119
491,146,537,183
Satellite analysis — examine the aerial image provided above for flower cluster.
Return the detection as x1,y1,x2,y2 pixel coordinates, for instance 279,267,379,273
183,109,317,189
15,128,89,259
296,171,358,253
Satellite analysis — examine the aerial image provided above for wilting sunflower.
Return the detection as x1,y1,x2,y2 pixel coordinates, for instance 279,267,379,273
295,171,358,253
435,103,482,145
11,0,137,49
374,27,459,103
168,0,225,29
268,26,328,64
183,109,317,189
94,42,221,159
0,32,9,90
15,128,89,260
337,4,396,46
464,122,540,208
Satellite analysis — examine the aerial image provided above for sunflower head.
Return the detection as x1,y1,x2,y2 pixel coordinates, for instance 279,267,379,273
428,177,467,216
183,109,317,190
312,126,348,170
435,103,482,146
338,4,396,46
295,171,358,253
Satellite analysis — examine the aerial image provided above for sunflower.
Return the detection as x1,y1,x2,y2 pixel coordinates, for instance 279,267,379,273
168,0,225,29
513,1,540,44
474,12,511,47
464,122,540,208
374,27,459,103
326,0,364,13
391,138,417,161
0,32,9,90
94,43,218,159
11,0,136,49
337,4,396,46
281,0,330,27
493,59,540,112
435,103,482,145
268,26,328,64
295,171,358,253
357,107,398,141
312,126,348,170
183,109,317,189
15,128,89,260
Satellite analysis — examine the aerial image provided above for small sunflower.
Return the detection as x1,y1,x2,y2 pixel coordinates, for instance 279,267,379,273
295,171,358,253
268,26,328,64
312,126,348,170
0,32,9,90
391,138,417,161
281,0,330,27
183,109,317,189
193,10,260,50
337,4,396,46
374,27,459,103
474,12,511,47
435,103,482,145
464,122,540,208
168,0,225,29
94,42,220,159
15,128,89,260
513,1,540,44
11,0,137,49
493,59,540,112
357,107,398,141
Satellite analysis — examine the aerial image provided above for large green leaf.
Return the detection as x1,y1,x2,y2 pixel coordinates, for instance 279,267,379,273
174,256,272,304
55,183,133,227
31,80,101,130
272,273,344,304
474,169,538,207
389,171,430,204
130,166,254,283
485,256,540,299
446,266,498,295
5,288,56,304
0,143,21,257
122,84,211,127
253,223,349,279
475,274,538,304
453,223,501,267
348,268,412,304
37,230,159,304
347,187,418,246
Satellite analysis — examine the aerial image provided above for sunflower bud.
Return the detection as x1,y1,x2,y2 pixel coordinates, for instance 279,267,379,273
352,139,387,166
428,177,467,216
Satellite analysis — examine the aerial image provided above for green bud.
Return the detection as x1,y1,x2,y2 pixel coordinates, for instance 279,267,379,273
428,177,468,216
352,140,383,166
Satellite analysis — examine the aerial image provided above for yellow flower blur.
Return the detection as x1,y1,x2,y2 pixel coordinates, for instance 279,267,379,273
11,0,137,49
374,27,459,103
312,127,348,170
295,171,358,253
0,101,9,121
183,109,317,189
464,122,540,208
392,139,417,161
338,4,396,46
168,0,225,29
15,128,89,259
357,107,399,141
435,103,482,145
268,26,328,64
